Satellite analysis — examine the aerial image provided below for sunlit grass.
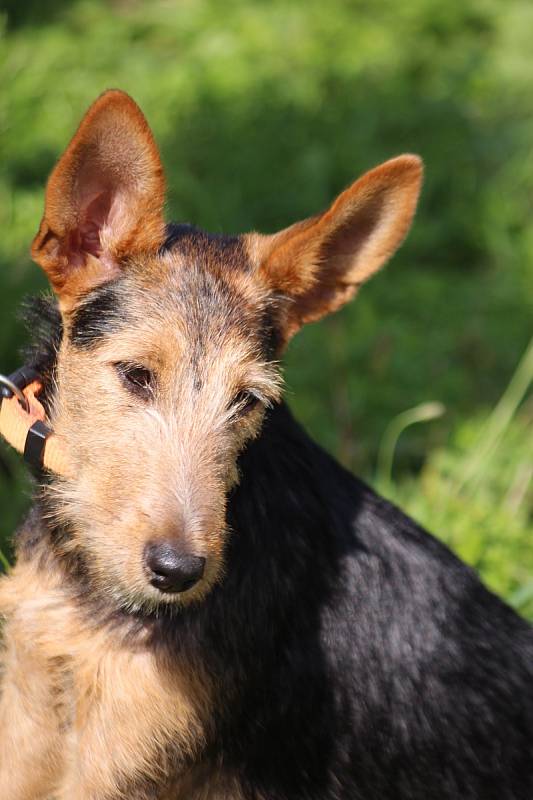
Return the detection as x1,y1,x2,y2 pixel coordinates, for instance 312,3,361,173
375,338,533,618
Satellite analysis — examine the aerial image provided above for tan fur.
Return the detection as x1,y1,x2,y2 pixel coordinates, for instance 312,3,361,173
0,567,67,800
1,90,422,798
30,90,166,309
44,253,282,615
0,556,209,799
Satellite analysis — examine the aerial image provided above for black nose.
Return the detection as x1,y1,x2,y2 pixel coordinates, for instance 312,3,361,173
144,542,206,594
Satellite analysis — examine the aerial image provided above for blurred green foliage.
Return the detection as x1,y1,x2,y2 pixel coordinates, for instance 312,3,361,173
0,0,531,614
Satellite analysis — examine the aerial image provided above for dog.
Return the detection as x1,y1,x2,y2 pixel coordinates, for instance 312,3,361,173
0,90,531,800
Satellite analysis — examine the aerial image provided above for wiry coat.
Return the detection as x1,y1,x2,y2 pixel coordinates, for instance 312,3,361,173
3,393,533,799
1,90,532,800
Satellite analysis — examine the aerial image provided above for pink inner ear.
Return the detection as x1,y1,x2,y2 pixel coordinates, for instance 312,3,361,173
71,190,113,265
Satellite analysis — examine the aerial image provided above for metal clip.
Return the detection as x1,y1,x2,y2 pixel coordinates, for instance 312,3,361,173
0,373,30,413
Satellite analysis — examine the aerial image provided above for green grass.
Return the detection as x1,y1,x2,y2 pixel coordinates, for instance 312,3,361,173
0,0,531,617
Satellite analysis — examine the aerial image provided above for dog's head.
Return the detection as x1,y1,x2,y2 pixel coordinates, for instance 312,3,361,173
31,90,422,611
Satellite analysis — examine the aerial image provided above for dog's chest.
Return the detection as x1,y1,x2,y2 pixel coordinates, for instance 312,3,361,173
1,557,216,797
167,765,246,800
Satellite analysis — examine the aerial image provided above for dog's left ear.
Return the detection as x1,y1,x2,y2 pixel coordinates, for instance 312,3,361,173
248,155,423,340
31,90,165,308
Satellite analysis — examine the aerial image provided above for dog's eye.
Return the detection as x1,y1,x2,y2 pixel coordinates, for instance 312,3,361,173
231,390,261,418
115,363,154,399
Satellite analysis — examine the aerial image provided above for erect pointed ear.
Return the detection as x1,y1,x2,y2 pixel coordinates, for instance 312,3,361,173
247,155,423,340
31,90,166,308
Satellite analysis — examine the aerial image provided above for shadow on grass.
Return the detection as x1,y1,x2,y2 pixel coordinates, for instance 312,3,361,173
2,0,75,31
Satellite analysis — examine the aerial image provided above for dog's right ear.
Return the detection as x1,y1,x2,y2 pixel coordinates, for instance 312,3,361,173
31,90,166,309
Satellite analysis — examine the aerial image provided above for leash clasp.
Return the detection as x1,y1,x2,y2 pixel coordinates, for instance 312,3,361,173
0,364,69,478
0,366,52,469
0,369,39,414
0,366,41,413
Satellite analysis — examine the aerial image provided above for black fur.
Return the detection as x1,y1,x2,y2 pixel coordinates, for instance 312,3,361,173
162,222,245,265
20,294,62,412
27,400,528,798
139,402,532,799
69,281,125,349
19,288,533,799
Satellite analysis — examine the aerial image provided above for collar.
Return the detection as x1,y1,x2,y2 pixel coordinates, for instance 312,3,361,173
0,366,69,477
